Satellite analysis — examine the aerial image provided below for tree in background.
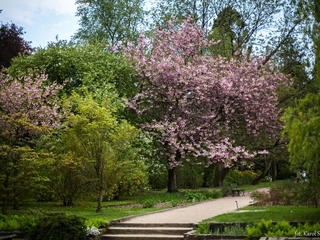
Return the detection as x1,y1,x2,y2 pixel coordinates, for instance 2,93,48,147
0,71,63,213
282,0,320,206
8,40,139,98
208,6,246,59
74,0,146,45
124,19,291,192
149,0,309,62
0,20,32,68
60,90,147,212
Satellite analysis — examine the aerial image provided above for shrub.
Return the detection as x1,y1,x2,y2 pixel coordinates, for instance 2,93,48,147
27,213,87,240
216,223,247,236
141,199,157,208
196,222,212,234
221,185,231,197
250,190,270,206
225,170,259,185
211,190,223,199
0,214,36,231
85,218,107,228
184,191,207,203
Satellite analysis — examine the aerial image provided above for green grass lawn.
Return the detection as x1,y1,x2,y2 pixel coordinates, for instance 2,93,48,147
203,205,320,223
4,181,319,226
10,199,169,223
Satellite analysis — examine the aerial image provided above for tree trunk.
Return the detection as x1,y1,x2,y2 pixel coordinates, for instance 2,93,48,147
252,158,273,185
167,151,181,193
167,167,178,192
271,158,277,181
2,174,10,214
212,162,229,187
13,180,19,210
96,187,104,213
2,196,8,215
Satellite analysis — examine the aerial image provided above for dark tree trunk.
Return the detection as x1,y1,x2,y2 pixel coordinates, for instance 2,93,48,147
252,158,273,185
13,181,19,210
2,196,8,215
96,187,104,213
271,158,277,181
167,151,181,193
167,167,178,192
212,162,230,187
2,175,10,214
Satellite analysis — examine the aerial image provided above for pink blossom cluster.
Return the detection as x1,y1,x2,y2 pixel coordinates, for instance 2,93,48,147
124,19,291,168
0,71,64,141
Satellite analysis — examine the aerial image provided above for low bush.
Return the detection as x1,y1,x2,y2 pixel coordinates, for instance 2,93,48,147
141,199,157,208
184,191,207,203
217,223,247,236
196,222,212,234
27,213,87,240
212,190,222,199
250,190,270,206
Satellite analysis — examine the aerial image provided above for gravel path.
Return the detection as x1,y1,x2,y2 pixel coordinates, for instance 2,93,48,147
123,188,268,224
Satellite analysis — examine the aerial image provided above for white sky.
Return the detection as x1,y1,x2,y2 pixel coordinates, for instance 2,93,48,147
0,0,80,48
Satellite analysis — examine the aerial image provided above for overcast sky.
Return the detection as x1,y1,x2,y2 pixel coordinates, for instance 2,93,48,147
1,0,80,48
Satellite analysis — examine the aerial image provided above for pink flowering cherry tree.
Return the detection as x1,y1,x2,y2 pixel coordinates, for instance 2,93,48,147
123,19,290,192
0,71,63,145
0,71,63,213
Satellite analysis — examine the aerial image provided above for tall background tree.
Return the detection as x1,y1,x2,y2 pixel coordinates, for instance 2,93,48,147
8,40,139,99
0,12,32,68
282,0,320,206
74,0,146,45
149,0,308,59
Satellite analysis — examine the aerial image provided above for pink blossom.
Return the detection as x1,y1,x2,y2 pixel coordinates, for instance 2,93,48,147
122,18,291,168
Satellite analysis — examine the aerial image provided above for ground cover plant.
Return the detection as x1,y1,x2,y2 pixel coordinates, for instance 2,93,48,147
246,220,320,239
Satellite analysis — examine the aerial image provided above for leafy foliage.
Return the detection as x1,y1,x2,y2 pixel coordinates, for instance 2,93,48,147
282,93,320,203
0,22,32,68
27,213,87,240
60,90,148,212
184,191,207,203
74,0,145,45
8,41,139,98
0,214,36,231
0,71,63,213
224,170,259,186
249,180,319,206
246,220,320,239
196,222,213,234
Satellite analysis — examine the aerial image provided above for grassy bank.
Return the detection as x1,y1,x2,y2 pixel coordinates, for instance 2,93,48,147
203,205,320,223
3,188,222,224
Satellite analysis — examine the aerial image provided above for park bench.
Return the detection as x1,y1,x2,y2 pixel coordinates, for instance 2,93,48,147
0,234,17,240
230,183,245,196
